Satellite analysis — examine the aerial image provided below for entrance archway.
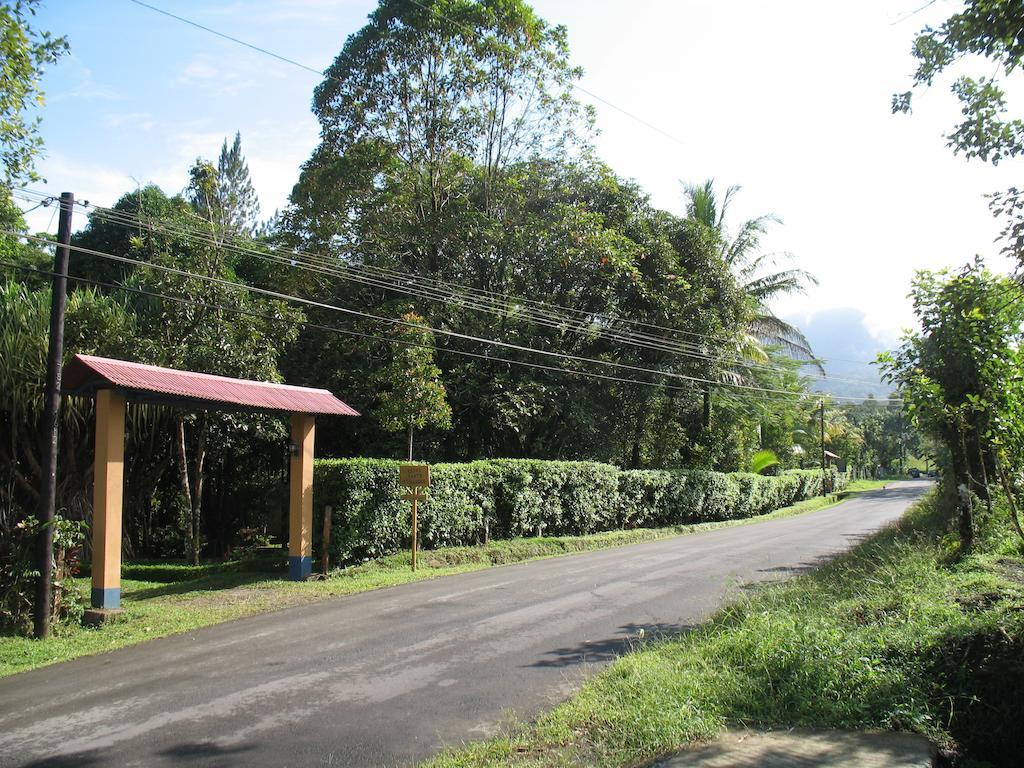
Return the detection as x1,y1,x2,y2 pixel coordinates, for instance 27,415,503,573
63,354,359,610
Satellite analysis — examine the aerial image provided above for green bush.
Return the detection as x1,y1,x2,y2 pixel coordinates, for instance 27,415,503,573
315,459,846,566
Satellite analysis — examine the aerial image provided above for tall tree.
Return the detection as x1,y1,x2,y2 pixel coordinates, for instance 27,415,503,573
290,0,588,270
100,185,300,564
284,1,753,470
215,132,259,236
0,0,68,186
186,133,260,239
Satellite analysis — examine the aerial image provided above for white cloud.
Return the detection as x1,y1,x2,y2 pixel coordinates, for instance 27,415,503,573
104,112,157,132
48,55,122,103
175,53,268,96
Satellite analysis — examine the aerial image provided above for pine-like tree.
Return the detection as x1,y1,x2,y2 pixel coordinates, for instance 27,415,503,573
186,132,260,238
216,132,259,235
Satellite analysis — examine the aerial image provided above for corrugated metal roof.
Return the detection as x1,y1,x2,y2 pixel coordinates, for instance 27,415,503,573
63,354,359,417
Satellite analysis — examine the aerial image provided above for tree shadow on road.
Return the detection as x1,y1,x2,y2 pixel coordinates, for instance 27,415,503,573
529,621,695,668
158,740,256,763
17,740,255,768
19,752,106,768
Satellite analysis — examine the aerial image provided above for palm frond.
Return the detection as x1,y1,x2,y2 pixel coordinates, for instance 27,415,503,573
743,268,818,301
724,214,778,268
747,313,820,366
682,179,718,230
717,184,742,231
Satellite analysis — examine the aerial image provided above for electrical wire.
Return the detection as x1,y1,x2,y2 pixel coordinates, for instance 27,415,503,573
13,187,892,374
69,201,894,388
19,189,892,388
14,196,56,216
13,187,745,350
0,257,803,402
0,230,902,402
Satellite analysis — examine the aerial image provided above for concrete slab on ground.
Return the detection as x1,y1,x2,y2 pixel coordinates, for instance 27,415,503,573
655,729,933,768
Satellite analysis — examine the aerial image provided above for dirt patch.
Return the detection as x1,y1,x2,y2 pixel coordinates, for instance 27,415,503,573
995,558,1024,585
176,587,306,610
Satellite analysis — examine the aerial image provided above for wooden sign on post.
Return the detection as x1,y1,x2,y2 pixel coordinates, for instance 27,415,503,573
399,464,430,571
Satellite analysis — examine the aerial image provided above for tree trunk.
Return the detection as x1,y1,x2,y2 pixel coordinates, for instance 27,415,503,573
955,432,975,552
175,417,193,553
630,401,647,469
175,416,208,565
190,418,208,566
976,438,993,515
994,454,1024,544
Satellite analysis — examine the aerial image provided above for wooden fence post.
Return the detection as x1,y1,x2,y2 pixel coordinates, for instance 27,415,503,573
322,505,332,575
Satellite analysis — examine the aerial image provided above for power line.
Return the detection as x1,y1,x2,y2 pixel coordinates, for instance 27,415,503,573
25,190,891,388
16,186,892,374
0,258,809,403
76,200,891,388
127,0,325,77
0,258,893,409
1,229,901,402
15,187,742,350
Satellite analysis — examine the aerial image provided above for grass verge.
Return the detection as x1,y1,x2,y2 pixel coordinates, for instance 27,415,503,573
423,486,1024,768
0,479,888,678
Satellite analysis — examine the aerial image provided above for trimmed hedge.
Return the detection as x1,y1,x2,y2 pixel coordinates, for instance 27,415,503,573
314,459,846,566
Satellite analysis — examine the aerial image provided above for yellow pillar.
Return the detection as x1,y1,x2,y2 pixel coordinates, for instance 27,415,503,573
91,389,126,609
288,413,315,580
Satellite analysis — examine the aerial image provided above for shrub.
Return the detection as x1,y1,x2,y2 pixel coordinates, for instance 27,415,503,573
315,459,846,566
0,512,85,635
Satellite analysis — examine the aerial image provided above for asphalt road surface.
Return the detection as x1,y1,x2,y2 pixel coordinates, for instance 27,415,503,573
0,480,930,768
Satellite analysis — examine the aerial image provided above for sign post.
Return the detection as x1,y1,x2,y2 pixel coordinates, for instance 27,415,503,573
399,464,429,571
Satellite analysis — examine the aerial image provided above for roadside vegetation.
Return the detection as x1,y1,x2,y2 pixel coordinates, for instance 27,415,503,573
424,487,1024,768
316,460,846,563
0,0,915,641
0,480,885,677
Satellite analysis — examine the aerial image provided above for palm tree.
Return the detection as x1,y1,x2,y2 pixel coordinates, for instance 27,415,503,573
683,179,818,362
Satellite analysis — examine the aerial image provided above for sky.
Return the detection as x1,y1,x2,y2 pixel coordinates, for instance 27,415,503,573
20,0,1023,388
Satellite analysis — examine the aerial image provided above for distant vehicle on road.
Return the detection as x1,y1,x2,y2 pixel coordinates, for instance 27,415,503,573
927,470,938,478
908,468,921,478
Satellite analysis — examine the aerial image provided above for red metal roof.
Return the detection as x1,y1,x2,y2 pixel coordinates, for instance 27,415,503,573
62,354,359,417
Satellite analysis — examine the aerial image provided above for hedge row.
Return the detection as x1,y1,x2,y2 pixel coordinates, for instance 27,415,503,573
314,459,846,566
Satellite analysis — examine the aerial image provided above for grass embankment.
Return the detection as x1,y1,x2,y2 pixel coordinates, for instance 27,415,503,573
424,486,1024,768
0,479,886,678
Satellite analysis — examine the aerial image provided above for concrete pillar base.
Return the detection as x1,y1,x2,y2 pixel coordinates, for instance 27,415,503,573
83,608,124,626
90,586,121,610
288,555,312,581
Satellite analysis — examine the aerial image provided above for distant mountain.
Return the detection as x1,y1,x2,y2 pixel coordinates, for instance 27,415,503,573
784,307,895,401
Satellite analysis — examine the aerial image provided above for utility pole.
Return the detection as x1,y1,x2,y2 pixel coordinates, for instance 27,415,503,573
820,399,827,496
33,192,73,640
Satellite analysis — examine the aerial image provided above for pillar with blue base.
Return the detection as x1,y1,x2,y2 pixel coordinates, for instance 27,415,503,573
91,389,126,610
288,413,315,580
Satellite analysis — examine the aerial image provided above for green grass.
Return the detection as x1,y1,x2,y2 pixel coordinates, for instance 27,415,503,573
423,486,1024,768
0,479,890,678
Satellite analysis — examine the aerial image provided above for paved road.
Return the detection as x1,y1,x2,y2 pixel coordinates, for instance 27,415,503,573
0,481,929,768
